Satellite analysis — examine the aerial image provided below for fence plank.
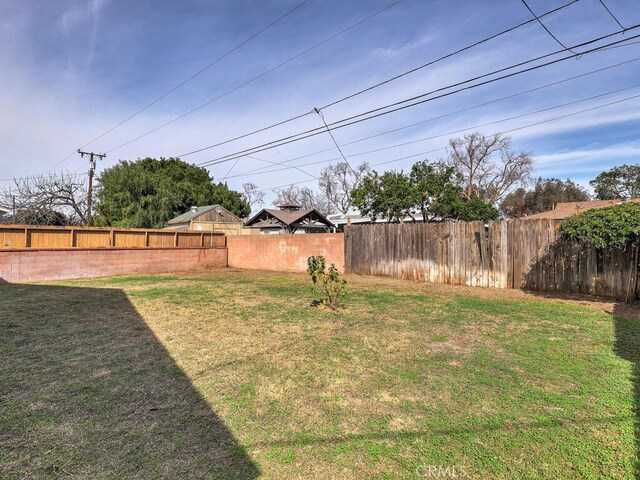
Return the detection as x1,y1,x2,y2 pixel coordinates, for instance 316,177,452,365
0,224,225,250
344,219,636,301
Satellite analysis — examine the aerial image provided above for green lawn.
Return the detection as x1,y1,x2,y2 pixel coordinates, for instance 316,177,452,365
1,270,638,479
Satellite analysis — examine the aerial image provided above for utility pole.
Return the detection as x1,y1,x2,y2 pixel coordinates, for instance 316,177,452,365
77,149,106,226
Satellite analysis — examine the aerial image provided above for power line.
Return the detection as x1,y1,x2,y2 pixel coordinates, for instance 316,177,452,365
246,155,318,180
247,146,450,183
46,152,81,174
598,0,626,30
14,25,636,187
520,0,576,54
320,0,580,110
195,26,640,165
19,70,632,190
252,90,640,193
175,0,579,159
9,0,631,184
314,108,355,174
225,82,640,179
220,157,242,182
41,1,309,175
0,172,88,183
227,54,640,178
78,0,310,154
105,0,405,154
596,40,640,52
194,27,640,167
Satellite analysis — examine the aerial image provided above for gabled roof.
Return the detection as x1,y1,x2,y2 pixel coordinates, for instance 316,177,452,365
524,198,640,220
244,208,334,228
168,205,237,224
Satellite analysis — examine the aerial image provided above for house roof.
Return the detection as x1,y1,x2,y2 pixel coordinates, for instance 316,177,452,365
168,205,237,225
327,213,426,225
162,224,190,231
244,208,334,228
524,198,640,220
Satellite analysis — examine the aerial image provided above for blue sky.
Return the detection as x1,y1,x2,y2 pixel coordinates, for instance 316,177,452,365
1,0,640,204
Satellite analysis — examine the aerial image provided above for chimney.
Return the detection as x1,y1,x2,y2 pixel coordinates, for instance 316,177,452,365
191,206,198,213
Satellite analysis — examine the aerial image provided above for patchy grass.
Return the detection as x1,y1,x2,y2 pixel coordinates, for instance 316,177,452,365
1,270,638,479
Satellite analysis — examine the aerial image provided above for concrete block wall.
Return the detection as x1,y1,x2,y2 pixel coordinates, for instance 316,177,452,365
226,234,344,273
0,247,227,283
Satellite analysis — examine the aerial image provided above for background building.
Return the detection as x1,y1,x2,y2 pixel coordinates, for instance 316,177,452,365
166,205,247,235
244,203,335,234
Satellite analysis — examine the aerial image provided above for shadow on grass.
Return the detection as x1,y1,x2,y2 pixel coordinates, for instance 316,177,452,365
521,239,639,475
0,283,259,479
613,305,640,477
520,284,640,476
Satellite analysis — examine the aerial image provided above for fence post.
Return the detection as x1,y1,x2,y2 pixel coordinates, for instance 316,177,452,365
343,225,349,273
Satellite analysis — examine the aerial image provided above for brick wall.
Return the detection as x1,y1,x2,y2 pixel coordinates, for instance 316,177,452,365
226,234,344,272
0,247,227,283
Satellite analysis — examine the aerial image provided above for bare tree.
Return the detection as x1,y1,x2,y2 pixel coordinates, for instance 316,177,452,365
0,172,88,225
272,185,333,216
272,184,302,206
447,132,533,204
318,161,370,214
242,182,265,210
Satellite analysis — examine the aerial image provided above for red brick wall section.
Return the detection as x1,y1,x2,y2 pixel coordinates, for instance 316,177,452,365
226,234,345,273
0,247,227,283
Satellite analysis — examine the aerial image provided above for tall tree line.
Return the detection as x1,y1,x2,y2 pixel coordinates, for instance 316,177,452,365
3,132,639,226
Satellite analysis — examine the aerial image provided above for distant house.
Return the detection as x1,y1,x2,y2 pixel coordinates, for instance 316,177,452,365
523,198,640,220
327,213,426,231
244,203,335,234
166,205,245,235
0,206,9,219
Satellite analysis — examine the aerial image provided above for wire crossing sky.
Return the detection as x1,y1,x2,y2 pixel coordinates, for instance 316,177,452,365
1,0,640,204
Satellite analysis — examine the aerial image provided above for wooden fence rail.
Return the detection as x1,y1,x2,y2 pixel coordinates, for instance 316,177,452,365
0,225,226,250
345,219,638,301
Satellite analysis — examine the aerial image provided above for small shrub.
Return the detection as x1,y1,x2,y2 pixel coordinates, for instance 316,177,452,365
307,255,346,310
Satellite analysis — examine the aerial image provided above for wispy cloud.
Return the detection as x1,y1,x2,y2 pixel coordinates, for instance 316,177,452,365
537,142,640,165
2,0,640,204
57,0,108,67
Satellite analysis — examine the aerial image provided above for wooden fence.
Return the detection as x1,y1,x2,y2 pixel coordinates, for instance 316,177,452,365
345,219,638,301
0,225,226,250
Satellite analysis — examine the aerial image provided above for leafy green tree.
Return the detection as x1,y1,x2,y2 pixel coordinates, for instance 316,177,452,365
351,170,414,222
95,157,250,228
589,164,640,200
560,202,640,248
500,177,590,218
446,196,500,221
351,161,500,222
410,161,464,221
210,182,251,218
